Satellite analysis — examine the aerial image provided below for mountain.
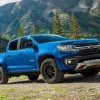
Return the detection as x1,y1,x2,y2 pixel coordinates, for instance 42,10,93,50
0,0,100,38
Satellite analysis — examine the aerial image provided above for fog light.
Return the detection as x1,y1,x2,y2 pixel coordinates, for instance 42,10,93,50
65,59,78,66
65,59,72,65
67,60,72,64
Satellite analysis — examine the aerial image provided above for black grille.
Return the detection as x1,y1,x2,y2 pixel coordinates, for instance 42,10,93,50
75,43,100,47
79,47,100,56
76,44,100,62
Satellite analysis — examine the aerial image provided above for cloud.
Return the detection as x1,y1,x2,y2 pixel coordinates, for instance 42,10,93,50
0,0,21,6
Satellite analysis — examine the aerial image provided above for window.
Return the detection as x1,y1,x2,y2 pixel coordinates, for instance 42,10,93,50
32,35,68,43
9,40,18,51
20,37,33,49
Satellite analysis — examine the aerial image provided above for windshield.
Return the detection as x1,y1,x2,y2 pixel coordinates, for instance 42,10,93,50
32,35,68,43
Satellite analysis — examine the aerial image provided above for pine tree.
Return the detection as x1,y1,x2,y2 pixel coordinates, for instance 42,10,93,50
18,26,25,37
1,34,11,40
68,13,85,39
31,25,38,35
54,10,63,35
62,18,70,37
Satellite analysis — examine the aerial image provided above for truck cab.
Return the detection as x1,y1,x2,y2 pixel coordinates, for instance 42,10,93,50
0,34,100,84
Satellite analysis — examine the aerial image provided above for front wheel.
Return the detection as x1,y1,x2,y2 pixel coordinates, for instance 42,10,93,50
0,67,8,84
41,58,64,84
80,68,99,77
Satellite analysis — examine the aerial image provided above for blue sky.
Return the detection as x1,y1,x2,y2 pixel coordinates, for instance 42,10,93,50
0,0,21,6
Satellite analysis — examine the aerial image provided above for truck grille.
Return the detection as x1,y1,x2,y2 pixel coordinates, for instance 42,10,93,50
78,47,100,56
76,44,100,62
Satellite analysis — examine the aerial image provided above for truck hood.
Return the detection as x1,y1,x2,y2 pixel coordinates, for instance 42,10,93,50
57,39,99,46
39,39,99,53
41,39,99,46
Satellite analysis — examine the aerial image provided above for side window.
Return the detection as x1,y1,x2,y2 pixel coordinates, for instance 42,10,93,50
9,40,18,51
20,38,33,49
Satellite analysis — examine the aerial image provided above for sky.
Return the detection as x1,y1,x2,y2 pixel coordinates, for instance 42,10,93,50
0,0,21,6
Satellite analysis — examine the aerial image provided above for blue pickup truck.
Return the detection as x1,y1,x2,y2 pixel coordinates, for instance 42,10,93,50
0,34,100,84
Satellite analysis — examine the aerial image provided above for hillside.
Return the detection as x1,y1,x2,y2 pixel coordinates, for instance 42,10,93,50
0,0,100,38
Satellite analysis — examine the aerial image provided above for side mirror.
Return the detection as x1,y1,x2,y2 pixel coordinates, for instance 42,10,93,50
25,42,34,48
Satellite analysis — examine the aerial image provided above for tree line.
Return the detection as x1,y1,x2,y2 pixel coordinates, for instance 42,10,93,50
1,9,87,40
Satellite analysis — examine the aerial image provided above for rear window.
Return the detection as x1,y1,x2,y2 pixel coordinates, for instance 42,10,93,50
9,40,18,51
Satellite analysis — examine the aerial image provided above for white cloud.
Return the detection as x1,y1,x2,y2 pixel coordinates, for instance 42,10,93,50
0,0,21,6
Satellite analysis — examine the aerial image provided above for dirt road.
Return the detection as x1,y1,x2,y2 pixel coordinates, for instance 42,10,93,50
0,74,100,100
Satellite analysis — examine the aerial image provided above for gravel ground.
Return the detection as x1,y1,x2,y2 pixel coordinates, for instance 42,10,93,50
0,74,100,100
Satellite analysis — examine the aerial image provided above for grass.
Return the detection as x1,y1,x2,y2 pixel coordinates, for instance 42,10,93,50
10,75,27,81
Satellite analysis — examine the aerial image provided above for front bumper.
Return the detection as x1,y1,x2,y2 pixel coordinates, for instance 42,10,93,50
75,59,100,71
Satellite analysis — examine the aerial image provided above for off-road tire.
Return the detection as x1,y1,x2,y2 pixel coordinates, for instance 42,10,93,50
41,58,64,84
80,68,99,77
28,74,39,81
0,67,8,84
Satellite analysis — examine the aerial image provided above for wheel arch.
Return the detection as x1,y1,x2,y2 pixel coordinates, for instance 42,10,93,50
38,55,55,68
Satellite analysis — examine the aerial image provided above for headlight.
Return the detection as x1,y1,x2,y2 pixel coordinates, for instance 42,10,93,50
57,45,78,52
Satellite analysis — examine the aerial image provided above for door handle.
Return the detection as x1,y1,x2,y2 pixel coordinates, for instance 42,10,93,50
18,53,23,56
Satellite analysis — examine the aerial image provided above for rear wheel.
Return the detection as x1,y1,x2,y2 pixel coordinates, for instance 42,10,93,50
27,74,39,81
80,68,99,77
41,58,64,84
0,67,8,84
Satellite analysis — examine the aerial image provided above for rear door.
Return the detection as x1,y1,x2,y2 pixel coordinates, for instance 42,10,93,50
6,39,21,73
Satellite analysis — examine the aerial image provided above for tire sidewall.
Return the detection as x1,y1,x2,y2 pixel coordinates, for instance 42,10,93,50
41,59,64,84
0,67,3,83
0,67,8,84
28,74,39,81
80,68,99,77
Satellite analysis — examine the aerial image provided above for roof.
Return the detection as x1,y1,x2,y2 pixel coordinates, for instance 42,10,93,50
10,34,61,41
